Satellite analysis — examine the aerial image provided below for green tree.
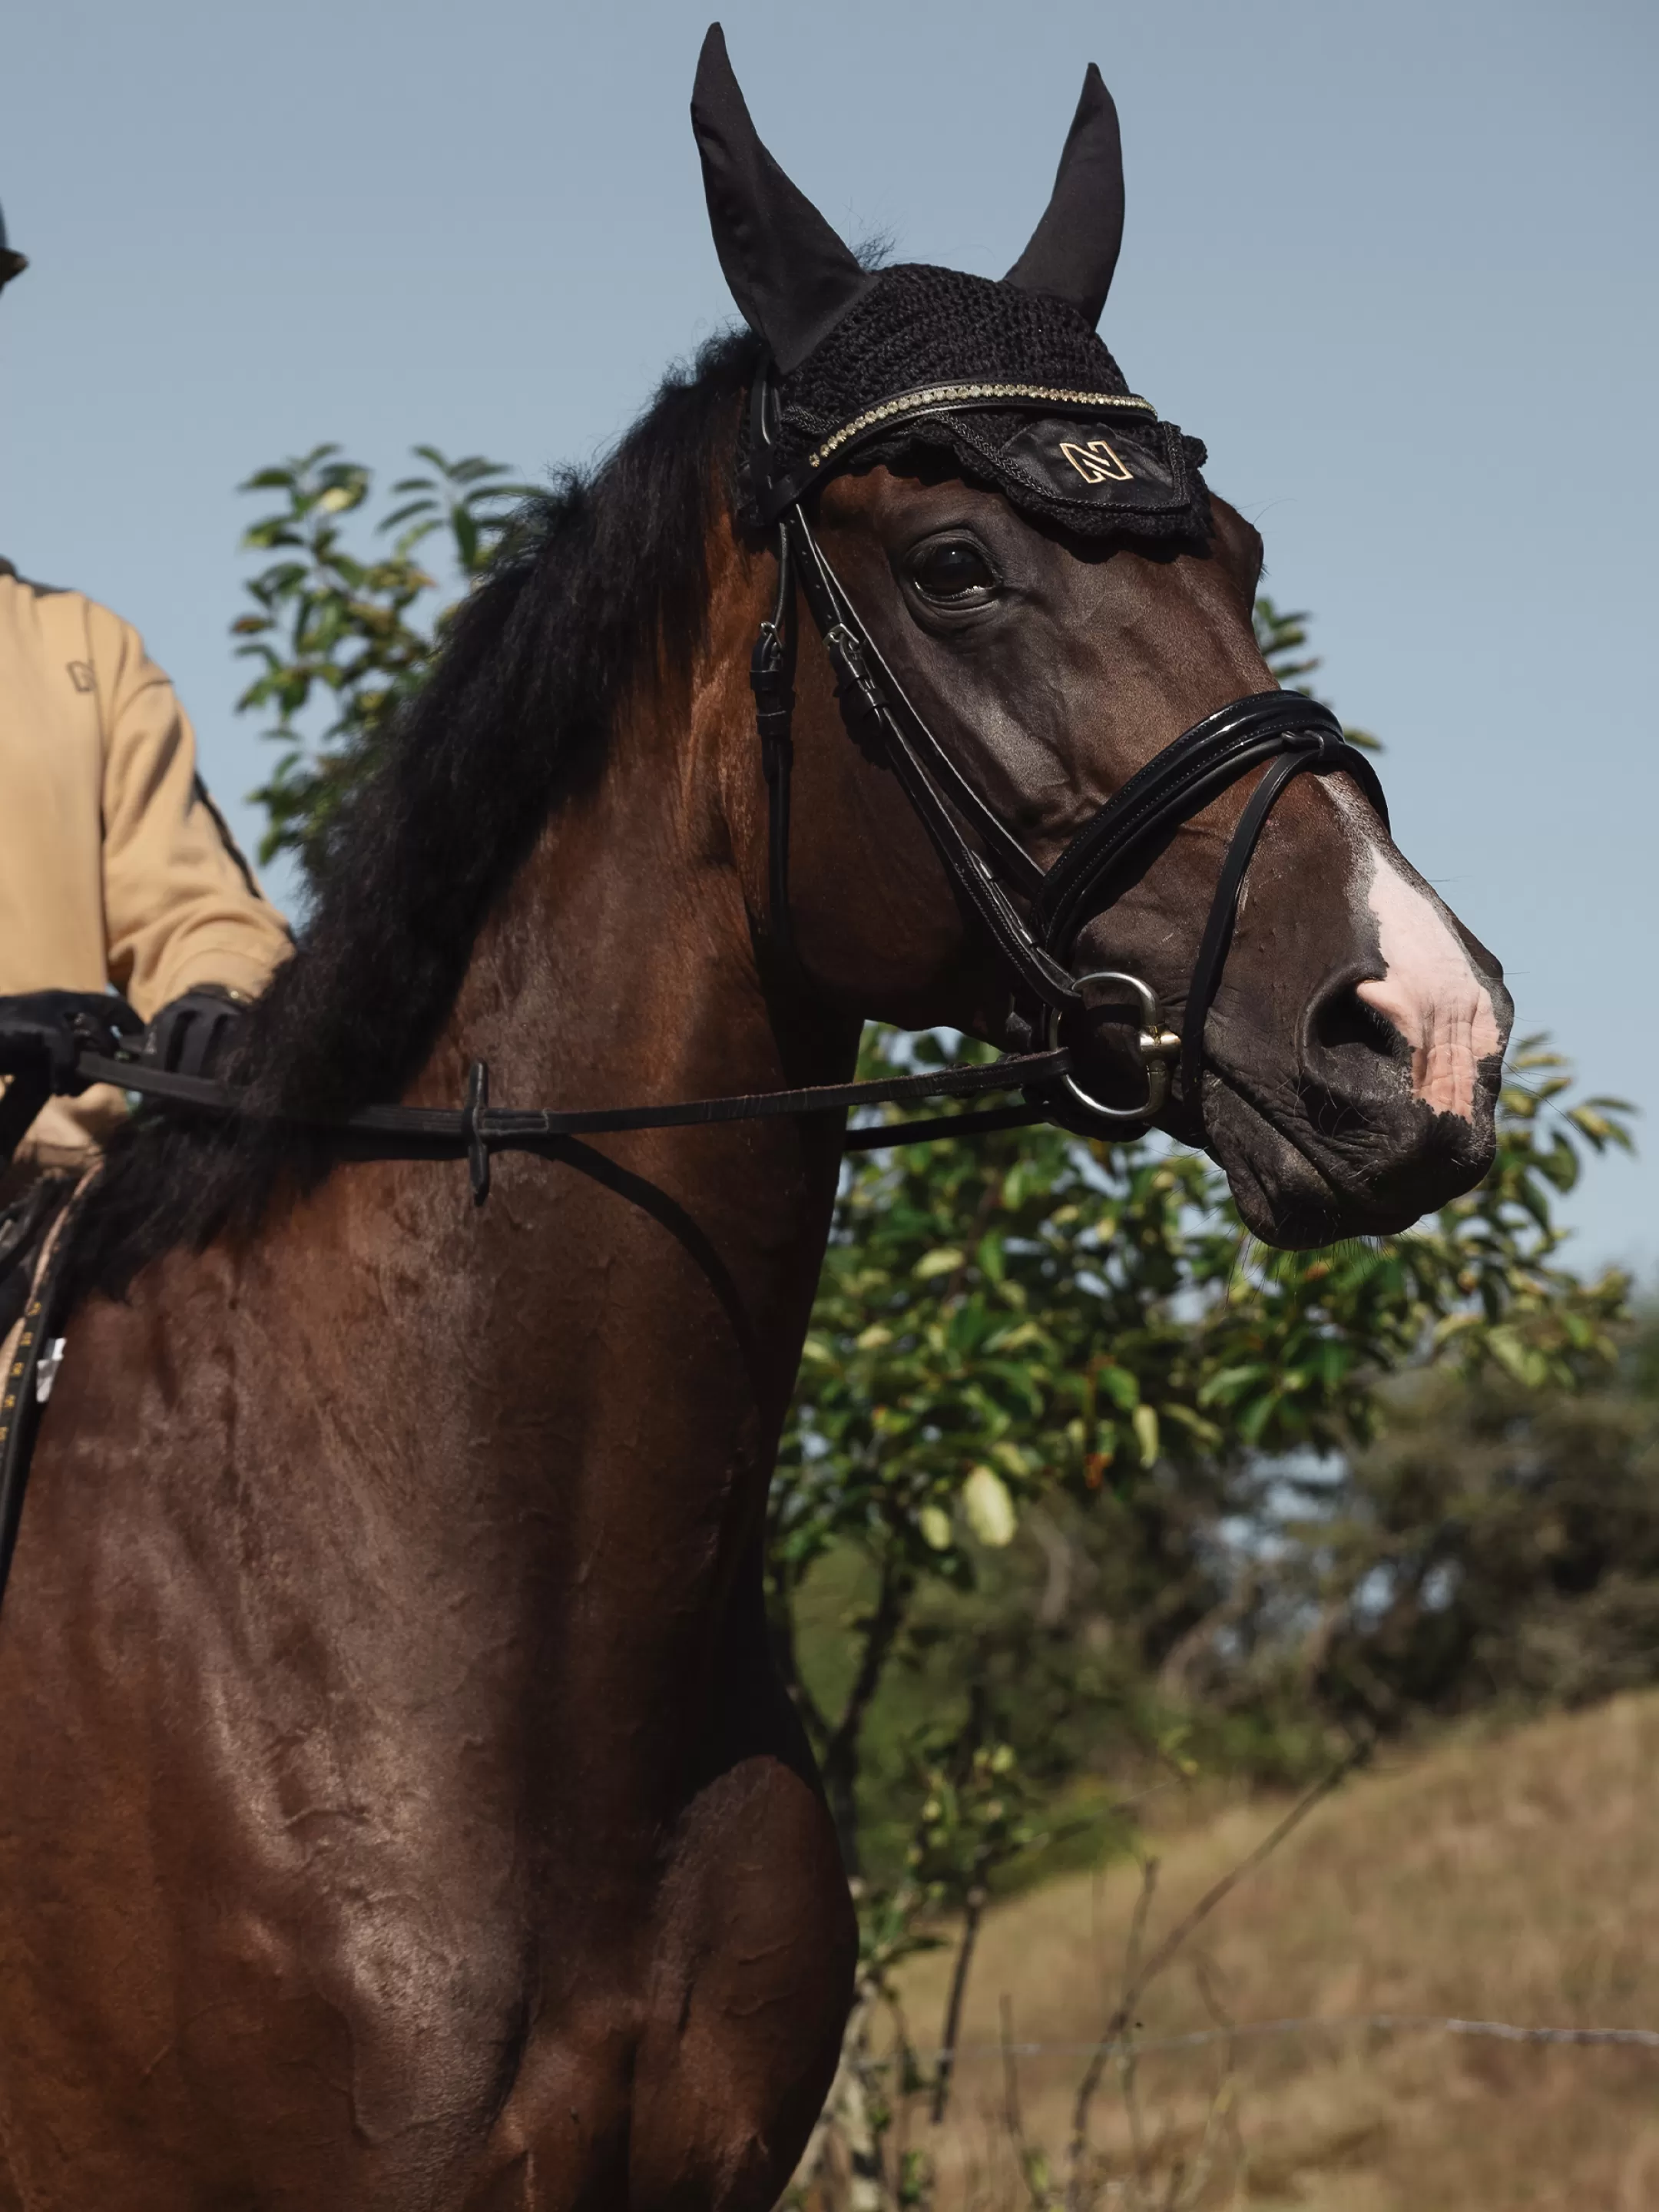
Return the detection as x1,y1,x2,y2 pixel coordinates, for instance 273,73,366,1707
233,444,531,878
1253,1323,1659,1728
773,1031,1629,1869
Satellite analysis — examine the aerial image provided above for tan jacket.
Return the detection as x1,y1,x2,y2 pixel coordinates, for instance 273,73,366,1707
0,559,292,1170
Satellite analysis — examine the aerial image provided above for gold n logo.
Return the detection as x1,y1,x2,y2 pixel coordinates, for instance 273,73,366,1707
1058,437,1134,485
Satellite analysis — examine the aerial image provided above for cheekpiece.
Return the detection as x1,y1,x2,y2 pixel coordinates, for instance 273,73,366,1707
747,263,1210,544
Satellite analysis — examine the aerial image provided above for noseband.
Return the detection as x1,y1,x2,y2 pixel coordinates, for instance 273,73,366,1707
747,369,1389,1135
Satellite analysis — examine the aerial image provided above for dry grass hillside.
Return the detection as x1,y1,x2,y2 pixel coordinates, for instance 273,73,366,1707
893,1692,1659,2210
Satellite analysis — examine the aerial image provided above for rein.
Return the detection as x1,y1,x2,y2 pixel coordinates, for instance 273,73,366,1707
67,1043,1078,1204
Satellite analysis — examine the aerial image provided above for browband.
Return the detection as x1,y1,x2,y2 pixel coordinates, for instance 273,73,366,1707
753,382,1157,526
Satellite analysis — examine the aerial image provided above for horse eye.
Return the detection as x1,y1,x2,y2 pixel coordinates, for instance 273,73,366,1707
909,540,998,603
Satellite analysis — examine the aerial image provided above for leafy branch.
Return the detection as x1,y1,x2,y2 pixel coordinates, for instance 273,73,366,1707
233,442,533,877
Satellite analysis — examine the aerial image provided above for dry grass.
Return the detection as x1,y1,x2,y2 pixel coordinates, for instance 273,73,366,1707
893,1692,1659,2210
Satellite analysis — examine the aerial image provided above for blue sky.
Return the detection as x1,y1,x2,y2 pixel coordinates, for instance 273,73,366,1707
2,0,1654,1267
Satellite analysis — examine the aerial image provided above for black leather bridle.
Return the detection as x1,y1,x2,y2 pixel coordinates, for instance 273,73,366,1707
744,366,1390,1137
40,369,1389,1191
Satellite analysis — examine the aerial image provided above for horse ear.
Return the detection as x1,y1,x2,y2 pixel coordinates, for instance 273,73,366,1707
1004,65,1125,327
691,23,873,373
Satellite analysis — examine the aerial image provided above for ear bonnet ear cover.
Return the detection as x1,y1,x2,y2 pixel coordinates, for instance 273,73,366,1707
762,264,1210,542
691,25,874,371
0,198,26,291
691,27,1209,545
1005,63,1126,326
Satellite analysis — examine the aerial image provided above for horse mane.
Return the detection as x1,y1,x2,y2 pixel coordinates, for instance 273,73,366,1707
68,327,761,1302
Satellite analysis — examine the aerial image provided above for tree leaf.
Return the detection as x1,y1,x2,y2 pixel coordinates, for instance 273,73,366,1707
962,1465,1017,1547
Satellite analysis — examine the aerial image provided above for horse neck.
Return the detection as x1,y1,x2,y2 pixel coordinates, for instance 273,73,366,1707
92,548,857,1853
371,531,857,1503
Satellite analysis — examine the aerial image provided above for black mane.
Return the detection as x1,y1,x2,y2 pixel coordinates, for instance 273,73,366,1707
69,329,760,1301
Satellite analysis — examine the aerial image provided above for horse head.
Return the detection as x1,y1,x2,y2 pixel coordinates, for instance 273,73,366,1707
694,25,1510,1247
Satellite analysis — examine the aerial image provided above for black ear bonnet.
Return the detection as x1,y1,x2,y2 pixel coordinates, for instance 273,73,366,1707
751,263,1208,541
0,199,26,292
692,25,1209,545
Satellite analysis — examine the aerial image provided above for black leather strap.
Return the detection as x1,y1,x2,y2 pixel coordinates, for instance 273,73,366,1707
1034,694,1388,960
71,1044,1076,1160
843,1099,1045,1150
786,511,1079,1012
1028,693,1389,1112
1177,747,1306,1106
0,1177,83,1604
787,513,1044,901
750,523,800,975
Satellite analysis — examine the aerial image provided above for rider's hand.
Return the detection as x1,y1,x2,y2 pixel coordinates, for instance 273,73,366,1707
0,991,142,1096
141,986,250,1081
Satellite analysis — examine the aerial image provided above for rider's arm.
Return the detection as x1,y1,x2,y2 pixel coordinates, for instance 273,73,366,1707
90,601,293,1021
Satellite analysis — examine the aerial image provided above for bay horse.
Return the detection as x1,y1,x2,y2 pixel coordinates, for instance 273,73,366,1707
0,28,1509,2210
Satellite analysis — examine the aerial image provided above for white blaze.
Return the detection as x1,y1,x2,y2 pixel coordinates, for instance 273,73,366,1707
1356,853,1502,1121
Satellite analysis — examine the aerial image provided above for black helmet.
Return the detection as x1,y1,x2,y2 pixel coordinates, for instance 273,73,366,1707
0,200,26,291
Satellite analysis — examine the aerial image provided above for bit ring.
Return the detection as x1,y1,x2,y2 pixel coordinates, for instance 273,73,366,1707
1043,971,1181,1130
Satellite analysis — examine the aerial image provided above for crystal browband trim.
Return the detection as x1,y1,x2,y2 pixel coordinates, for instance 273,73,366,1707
806,382,1157,472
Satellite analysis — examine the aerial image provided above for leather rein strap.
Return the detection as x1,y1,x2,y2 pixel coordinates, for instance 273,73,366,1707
69,1043,1078,1206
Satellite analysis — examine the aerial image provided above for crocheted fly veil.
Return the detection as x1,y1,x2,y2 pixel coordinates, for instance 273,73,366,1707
691,25,1209,541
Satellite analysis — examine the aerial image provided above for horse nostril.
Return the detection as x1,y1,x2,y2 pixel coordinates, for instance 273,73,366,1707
1310,979,1406,1066
1296,979,1416,1137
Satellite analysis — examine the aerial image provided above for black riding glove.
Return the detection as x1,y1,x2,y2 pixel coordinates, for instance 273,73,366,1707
141,986,250,1081
0,990,142,1097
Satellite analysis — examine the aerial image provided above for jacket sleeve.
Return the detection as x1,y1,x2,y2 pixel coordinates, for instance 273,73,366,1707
91,603,293,1021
